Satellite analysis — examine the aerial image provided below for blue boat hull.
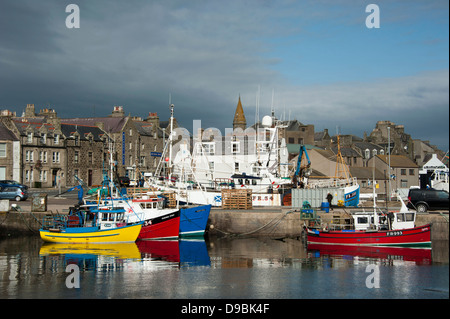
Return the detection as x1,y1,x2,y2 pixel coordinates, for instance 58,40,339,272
179,205,211,237
344,184,360,207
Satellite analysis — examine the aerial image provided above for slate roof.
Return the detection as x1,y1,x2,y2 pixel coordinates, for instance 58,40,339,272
376,155,418,168
60,123,105,141
354,142,384,152
0,122,18,141
60,117,127,133
331,146,360,157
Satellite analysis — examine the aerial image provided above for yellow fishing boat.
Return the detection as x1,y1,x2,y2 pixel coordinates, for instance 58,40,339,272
39,207,142,244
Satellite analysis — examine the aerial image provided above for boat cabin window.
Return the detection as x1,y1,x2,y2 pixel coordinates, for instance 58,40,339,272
356,216,374,224
396,212,415,222
140,202,157,209
101,212,124,222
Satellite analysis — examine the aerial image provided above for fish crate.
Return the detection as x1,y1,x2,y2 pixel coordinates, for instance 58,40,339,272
221,189,252,210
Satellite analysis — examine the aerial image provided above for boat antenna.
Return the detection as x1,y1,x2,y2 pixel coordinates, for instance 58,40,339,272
255,85,260,128
271,89,275,120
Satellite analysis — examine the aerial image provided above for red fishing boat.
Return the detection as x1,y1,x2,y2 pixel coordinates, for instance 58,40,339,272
305,197,432,248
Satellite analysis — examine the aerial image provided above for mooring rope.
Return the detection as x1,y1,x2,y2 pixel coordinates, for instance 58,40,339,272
211,210,294,238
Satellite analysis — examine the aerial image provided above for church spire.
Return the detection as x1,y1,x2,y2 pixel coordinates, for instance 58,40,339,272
233,95,247,131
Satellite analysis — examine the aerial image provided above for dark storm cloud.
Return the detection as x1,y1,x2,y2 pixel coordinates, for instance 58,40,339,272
0,0,448,151
1,0,279,123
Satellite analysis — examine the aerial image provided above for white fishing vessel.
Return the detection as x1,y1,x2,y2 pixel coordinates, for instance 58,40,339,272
146,103,359,207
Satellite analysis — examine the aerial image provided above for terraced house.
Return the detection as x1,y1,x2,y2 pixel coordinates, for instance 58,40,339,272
0,104,169,188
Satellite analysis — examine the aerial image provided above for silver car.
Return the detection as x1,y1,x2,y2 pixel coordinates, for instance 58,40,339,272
0,186,28,201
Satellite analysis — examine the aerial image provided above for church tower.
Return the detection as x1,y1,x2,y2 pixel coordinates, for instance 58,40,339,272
233,96,247,131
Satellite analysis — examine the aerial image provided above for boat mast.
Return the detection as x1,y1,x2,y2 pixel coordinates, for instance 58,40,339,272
335,135,352,181
169,103,174,178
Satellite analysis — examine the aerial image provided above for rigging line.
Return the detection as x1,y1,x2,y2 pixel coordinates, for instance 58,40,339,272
220,210,293,238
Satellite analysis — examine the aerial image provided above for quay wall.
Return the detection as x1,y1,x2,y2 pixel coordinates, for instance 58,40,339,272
207,208,449,240
1,206,448,241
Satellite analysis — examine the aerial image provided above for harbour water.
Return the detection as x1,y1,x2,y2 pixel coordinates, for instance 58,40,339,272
0,235,448,301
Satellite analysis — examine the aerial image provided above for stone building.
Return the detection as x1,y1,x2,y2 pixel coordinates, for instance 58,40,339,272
1,104,170,188
280,119,315,146
368,154,419,191
367,121,415,161
60,106,167,183
0,116,20,181
61,123,107,187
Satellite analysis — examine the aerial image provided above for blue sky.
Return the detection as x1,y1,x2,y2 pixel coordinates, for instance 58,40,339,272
0,0,448,150
264,1,448,84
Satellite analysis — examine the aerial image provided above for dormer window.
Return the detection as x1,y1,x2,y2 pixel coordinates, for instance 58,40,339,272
27,132,33,143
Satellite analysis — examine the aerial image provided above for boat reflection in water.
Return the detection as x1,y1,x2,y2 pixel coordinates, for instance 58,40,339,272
137,239,211,267
39,239,211,270
307,244,432,265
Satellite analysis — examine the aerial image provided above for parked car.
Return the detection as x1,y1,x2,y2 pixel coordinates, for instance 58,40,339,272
0,186,28,201
407,188,449,213
0,180,28,190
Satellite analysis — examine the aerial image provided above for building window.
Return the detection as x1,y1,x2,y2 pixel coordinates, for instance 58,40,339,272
88,152,93,164
54,134,60,145
129,129,133,136
232,141,240,154
288,137,294,144
409,169,415,176
401,179,408,188
39,170,48,182
26,150,34,162
372,149,377,156
235,162,239,172
401,169,406,175
74,151,79,163
203,143,215,155
40,133,47,144
196,144,203,155
39,151,46,163
27,132,33,143
0,143,6,157
365,149,370,159
52,152,60,163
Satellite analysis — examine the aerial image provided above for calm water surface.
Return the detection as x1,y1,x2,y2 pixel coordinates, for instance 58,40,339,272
0,235,448,299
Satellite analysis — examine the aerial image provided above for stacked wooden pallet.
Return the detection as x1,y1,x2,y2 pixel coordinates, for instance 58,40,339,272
162,192,177,208
221,189,252,209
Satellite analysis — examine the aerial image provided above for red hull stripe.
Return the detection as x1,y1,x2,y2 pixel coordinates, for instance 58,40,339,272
138,217,180,240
